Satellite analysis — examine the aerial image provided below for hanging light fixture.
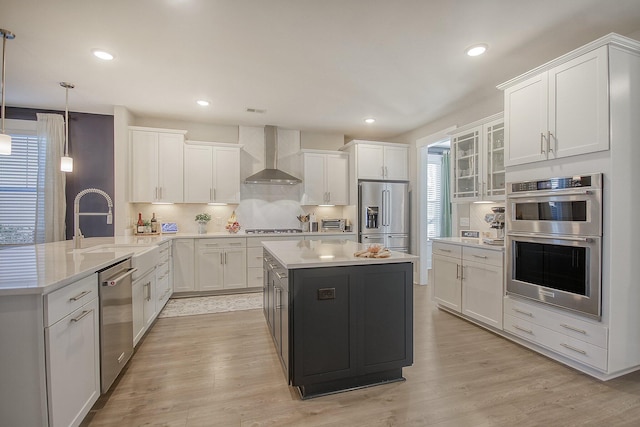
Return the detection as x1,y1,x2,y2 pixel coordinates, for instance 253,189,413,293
0,29,15,156
60,82,75,172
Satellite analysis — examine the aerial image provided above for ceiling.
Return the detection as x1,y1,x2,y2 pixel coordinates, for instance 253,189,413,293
3,0,640,139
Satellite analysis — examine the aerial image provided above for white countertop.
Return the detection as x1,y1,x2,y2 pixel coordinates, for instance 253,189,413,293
263,240,418,269
0,232,357,296
432,237,505,251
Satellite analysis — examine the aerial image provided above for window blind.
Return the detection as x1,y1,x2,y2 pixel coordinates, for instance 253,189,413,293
426,154,442,239
0,133,39,244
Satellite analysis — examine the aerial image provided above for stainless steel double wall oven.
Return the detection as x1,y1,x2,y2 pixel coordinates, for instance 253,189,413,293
506,173,602,319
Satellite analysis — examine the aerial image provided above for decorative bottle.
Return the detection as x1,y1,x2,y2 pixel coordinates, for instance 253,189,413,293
150,213,158,233
137,213,145,234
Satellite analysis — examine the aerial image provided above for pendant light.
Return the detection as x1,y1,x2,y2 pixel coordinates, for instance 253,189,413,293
60,82,74,172
0,29,15,156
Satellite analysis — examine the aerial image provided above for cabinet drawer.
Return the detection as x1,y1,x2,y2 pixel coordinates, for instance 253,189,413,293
197,238,246,249
247,247,264,268
432,242,462,258
463,247,503,267
247,267,264,288
504,314,607,371
45,274,98,327
246,235,304,247
504,297,607,348
157,243,170,263
156,263,170,281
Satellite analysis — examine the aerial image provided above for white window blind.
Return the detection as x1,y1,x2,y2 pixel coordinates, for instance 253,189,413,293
0,132,40,244
426,154,442,239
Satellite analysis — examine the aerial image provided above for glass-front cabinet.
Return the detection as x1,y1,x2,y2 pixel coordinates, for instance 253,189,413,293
451,113,505,202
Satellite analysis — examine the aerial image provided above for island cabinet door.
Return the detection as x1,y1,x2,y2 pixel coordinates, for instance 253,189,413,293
359,263,413,374
291,269,357,385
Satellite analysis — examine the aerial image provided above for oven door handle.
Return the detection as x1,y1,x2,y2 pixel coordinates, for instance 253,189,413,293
507,189,593,199
508,232,594,243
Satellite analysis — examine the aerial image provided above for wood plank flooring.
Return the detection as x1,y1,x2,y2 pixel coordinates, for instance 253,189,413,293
83,285,640,426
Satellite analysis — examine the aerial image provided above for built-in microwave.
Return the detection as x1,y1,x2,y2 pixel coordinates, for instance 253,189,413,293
506,173,603,319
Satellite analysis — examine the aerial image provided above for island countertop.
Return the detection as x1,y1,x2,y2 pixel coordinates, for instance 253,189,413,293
262,239,417,269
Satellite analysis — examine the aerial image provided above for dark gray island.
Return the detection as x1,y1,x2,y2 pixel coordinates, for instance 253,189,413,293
262,239,417,399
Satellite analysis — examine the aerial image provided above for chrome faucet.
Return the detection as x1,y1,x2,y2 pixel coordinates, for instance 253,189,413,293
73,188,113,249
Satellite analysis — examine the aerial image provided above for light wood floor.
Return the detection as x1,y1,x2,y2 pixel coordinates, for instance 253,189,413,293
83,285,640,426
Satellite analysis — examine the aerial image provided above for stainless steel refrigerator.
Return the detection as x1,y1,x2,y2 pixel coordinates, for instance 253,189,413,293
359,181,410,252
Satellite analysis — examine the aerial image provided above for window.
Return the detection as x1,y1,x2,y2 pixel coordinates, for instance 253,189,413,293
0,123,40,245
426,153,442,239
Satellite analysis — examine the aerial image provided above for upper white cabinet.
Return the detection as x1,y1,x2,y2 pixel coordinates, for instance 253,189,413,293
342,140,409,181
500,45,609,166
184,142,241,204
301,151,349,205
129,127,186,203
450,114,505,202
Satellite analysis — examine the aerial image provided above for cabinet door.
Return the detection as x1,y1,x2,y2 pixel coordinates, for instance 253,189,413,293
549,45,609,159
172,239,195,292
504,73,548,166
484,119,505,200
383,145,409,180
197,248,224,291
46,298,100,427
130,130,158,202
132,280,145,346
326,154,349,205
184,145,213,203
357,144,385,179
462,259,504,329
432,254,461,312
223,248,247,289
302,153,326,205
157,133,184,203
213,147,241,203
452,128,481,201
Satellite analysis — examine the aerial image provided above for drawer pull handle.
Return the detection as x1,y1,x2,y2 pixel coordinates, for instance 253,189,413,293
472,254,488,259
560,324,587,335
275,272,287,279
268,263,277,269
440,249,452,253
256,256,263,259
71,309,93,323
69,290,91,302
229,242,243,246
514,308,533,317
513,325,533,335
560,343,587,355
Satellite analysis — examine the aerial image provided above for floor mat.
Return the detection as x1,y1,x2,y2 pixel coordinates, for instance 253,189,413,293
158,292,263,318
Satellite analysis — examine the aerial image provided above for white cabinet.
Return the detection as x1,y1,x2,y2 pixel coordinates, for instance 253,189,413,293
132,267,156,346
450,114,505,202
196,239,247,291
173,239,195,292
432,241,504,329
129,127,187,203
301,151,349,205
184,143,241,204
156,241,172,311
44,274,100,427
501,45,609,166
343,140,409,181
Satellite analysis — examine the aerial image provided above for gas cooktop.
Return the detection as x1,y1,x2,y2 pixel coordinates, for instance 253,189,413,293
245,228,303,234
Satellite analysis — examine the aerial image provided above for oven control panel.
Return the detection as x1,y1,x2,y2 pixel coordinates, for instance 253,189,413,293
509,174,599,193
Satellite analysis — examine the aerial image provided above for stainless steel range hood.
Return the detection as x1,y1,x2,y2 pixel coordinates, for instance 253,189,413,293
244,125,302,185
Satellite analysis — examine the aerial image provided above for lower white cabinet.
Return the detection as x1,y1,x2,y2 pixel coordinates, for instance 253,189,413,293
156,241,172,311
196,239,247,291
432,241,504,329
504,296,608,370
44,274,100,427
133,267,157,346
173,239,195,292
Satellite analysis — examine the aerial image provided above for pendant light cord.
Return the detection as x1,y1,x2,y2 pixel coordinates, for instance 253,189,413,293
1,32,7,134
64,85,69,156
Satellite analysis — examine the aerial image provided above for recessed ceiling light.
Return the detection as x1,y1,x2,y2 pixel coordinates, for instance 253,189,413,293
364,118,376,124
197,100,210,107
466,44,488,57
92,49,114,60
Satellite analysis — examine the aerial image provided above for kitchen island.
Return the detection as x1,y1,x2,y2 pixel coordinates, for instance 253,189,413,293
262,239,417,399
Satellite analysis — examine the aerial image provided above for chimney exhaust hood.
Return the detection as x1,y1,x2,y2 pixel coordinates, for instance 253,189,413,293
244,125,302,185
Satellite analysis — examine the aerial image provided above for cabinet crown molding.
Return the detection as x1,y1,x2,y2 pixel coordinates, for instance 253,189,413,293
185,140,244,149
340,139,409,151
497,32,640,90
129,126,188,135
448,112,503,135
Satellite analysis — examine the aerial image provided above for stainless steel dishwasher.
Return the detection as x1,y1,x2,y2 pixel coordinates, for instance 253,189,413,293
98,258,136,393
